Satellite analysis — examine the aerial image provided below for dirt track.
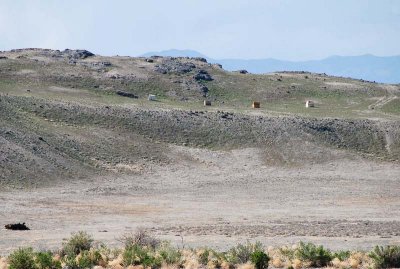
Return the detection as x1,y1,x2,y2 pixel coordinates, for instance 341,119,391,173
1,146,399,254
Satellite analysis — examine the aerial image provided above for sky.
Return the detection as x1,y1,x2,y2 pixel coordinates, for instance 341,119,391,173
0,0,399,61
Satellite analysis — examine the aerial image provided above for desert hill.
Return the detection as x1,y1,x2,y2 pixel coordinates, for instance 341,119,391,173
0,48,399,187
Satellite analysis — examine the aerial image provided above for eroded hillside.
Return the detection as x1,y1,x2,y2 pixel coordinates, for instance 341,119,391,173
0,48,399,187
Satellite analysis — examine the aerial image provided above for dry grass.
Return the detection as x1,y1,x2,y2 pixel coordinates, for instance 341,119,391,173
108,254,123,268
236,262,255,269
2,236,398,269
0,257,8,269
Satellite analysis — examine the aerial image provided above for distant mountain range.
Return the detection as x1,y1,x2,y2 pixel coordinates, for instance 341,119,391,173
141,49,400,84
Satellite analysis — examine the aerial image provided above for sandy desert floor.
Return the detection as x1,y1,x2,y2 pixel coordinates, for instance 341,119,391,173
1,146,400,255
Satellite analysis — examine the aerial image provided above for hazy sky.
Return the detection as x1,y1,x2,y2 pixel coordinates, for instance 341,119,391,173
0,0,399,60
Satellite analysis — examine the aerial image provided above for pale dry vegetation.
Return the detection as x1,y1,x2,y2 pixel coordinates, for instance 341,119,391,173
0,230,399,269
1,49,400,268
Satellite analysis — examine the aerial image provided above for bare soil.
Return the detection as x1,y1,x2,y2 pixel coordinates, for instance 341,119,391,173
1,146,399,254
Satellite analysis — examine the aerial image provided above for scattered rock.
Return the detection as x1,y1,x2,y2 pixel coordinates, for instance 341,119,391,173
193,57,207,63
81,61,111,68
193,70,213,81
63,49,94,59
116,90,138,99
154,67,167,74
200,85,209,94
108,74,123,79
154,59,196,74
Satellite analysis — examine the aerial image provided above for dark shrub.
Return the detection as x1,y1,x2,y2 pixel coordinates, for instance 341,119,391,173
35,251,61,269
250,250,269,269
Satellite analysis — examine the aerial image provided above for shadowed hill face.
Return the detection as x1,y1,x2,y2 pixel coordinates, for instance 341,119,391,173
0,49,399,187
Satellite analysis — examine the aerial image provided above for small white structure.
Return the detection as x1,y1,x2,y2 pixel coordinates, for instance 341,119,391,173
305,100,314,108
148,94,156,101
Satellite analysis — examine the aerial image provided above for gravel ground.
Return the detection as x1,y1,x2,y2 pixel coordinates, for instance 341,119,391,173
1,146,399,254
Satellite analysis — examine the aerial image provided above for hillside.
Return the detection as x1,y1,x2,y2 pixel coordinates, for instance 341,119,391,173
0,48,400,187
1,48,400,253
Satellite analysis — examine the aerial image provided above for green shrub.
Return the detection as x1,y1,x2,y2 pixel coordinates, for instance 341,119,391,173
250,250,269,269
278,247,295,260
198,248,211,265
62,256,77,269
123,244,161,268
225,241,264,264
35,251,61,269
369,245,400,268
63,249,102,269
332,250,351,261
8,248,36,269
157,242,181,265
295,241,332,267
62,231,93,257
197,248,224,268
76,252,92,269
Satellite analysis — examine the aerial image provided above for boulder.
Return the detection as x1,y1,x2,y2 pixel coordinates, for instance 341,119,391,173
63,49,94,59
194,70,213,81
5,222,30,230
116,91,138,99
